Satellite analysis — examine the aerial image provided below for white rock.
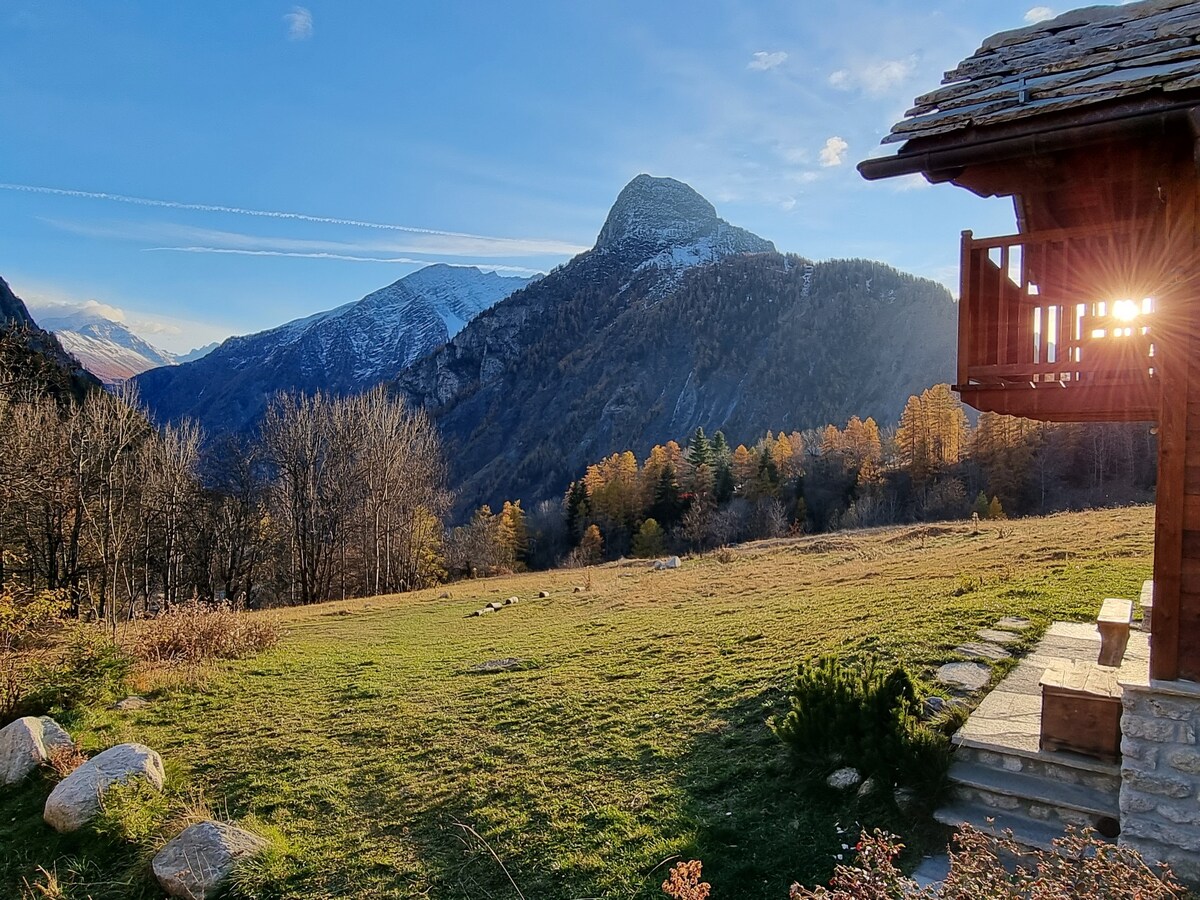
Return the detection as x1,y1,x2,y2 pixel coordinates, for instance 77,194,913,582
827,766,862,790
153,820,269,900
113,696,150,711
665,556,681,569
44,742,165,832
0,716,74,785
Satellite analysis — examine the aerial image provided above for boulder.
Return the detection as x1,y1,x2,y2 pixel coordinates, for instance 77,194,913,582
44,742,165,832
0,716,74,785
826,767,862,790
856,776,879,799
152,820,269,900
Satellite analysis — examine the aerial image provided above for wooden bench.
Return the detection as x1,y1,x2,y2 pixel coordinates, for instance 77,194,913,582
1139,580,1153,632
1039,661,1123,762
1096,597,1133,667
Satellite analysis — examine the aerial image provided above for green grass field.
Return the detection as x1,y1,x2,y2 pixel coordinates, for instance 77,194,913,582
1,507,1155,899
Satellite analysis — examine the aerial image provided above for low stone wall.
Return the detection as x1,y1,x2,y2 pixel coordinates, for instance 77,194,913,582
1119,677,1200,886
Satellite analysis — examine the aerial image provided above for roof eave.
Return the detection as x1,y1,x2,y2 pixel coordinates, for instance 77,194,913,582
859,94,1200,183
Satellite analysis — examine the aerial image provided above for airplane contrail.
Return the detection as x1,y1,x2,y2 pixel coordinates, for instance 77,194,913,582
0,181,586,254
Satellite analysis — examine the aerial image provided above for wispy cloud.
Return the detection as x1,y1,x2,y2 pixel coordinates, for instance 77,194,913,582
6,183,588,256
1024,6,1055,23
284,6,313,40
747,51,787,71
144,247,543,275
828,56,918,98
43,217,584,264
819,136,849,168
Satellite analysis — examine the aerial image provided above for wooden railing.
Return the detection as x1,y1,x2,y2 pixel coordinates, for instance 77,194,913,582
956,223,1159,422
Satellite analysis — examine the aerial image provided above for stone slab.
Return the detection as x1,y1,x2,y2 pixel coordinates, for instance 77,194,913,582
954,641,1012,661
995,617,1033,631
937,661,992,692
978,628,1021,645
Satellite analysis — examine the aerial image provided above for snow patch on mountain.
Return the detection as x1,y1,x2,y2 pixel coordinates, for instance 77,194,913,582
40,311,178,385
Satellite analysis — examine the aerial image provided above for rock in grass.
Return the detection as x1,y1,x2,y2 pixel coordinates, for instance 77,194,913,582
152,820,268,900
827,767,862,790
995,616,1032,631
0,716,74,785
468,658,535,674
954,641,1010,661
113,696,150,711
44,742,165,832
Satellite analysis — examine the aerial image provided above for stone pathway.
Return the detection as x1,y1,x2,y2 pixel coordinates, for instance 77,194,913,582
935,615,1032,692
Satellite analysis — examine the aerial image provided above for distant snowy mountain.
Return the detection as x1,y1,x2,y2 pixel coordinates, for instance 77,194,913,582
39,310,178,385
134,264,533,434
176,342,219,364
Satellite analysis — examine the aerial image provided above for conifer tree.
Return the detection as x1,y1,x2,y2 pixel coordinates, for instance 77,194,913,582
687,427,712,468
650,465,685,528
565,480,589,542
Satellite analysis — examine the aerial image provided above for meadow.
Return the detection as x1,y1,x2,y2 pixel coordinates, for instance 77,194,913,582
1,506,1154,900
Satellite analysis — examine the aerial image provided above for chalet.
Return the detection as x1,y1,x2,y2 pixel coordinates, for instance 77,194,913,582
860,0,1200,882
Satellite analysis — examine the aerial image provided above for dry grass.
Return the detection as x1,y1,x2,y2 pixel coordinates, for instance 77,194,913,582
44,743,87,780
124,601,281,665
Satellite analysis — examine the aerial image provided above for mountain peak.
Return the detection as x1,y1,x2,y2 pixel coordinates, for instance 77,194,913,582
594,174,775,263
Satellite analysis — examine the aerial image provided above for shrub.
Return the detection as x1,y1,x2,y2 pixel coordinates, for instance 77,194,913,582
772,655,949,800
0,583,70,721
787,825,1185,899
662,860,711,900
127,601,279,665
29,626,132,715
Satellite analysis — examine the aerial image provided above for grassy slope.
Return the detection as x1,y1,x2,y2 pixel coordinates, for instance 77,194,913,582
1,507,1154,899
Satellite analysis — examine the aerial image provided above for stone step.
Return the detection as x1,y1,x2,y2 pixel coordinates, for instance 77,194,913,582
953,739,1122,794
933,803,1074,852
949,760,1120,820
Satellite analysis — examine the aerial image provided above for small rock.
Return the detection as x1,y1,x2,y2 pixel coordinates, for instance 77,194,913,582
468,658,531,674
995,616,1032,631
44,743,165,832
922,696,947,718
0,716,74,785
113,696,150,711
856,776,878,799
826,767,862,790
438,591,451,599
538,591,549,599
573,586,583,593
936,661,991,692
954,641,1011,661
894,787,918,813
152,820,268,900
665,556,681,569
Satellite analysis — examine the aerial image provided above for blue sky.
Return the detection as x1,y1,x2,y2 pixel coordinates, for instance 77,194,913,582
1,1,1069,353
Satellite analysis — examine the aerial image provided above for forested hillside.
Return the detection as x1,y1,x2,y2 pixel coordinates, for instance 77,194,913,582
397,176,956,516
0,276,100,403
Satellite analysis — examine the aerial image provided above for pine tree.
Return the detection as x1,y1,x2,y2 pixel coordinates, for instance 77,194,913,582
565,480,589,543
650,464,685,529
711,430,731,464
713,460,735,504
687,427,712,469
631,518,665,558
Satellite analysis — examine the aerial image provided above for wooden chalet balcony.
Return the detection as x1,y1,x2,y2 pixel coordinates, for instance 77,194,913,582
955,224,1159,423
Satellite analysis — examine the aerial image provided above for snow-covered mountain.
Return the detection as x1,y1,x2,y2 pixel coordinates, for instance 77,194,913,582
176,342,218,364
39,311,178,385
134,264,532,434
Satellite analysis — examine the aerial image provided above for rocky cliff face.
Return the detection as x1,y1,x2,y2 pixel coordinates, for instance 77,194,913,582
134,265,530,434
394,176,956,515
0,277,101,400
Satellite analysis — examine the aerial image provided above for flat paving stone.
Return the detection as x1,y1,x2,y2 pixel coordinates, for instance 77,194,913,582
936,661,991,691
995,617,1032,630
977,628,1021,644
954,641,1012,661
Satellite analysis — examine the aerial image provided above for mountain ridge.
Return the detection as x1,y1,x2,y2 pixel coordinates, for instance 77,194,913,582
134,264,532,433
